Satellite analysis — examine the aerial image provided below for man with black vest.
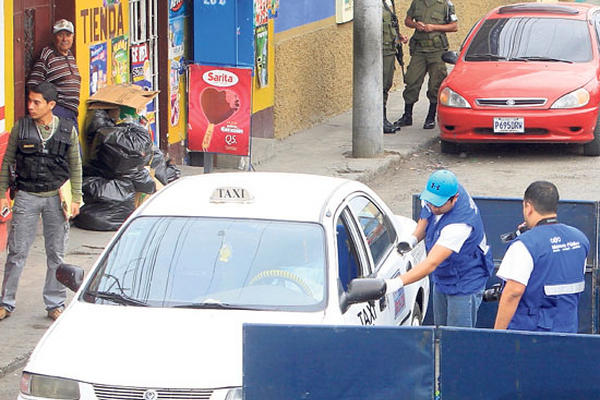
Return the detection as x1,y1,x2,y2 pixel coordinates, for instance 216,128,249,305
0,81,82,321
494,181,589,333
385,169,494,327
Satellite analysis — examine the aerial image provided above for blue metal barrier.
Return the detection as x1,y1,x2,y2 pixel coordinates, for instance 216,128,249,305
439,327,600,399
243,324,434,400
412,195,599,333
244,324,600,399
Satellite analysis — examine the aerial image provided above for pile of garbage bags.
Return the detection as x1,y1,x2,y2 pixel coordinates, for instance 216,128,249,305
74,110,181,231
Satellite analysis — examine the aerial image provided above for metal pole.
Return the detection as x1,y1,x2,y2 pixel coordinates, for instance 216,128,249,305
204,153,214,173
353,0,384,158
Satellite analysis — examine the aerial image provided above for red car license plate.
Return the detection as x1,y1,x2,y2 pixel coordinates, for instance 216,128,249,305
493,117,524,133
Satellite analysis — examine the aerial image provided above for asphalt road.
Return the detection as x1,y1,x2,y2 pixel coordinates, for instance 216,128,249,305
369,140,599,217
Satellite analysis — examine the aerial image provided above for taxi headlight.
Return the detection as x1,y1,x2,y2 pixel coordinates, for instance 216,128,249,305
550,88,590,109
225,387,243,400
439,87,471,108
20,372,80,399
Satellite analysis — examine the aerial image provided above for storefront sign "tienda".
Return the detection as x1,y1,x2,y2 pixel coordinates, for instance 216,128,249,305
80,2,125,44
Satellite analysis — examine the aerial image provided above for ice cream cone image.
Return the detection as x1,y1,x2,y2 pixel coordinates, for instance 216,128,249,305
200,88,240,151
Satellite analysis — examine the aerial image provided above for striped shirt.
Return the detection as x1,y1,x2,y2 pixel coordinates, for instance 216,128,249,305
27,46,81,115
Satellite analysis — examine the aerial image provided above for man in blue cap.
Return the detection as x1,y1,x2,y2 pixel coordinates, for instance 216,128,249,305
386,169,494,327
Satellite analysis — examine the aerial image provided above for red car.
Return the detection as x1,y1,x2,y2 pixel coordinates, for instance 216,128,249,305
438,2,600,156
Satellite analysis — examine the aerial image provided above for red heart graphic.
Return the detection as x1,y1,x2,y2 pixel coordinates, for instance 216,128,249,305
200,88,240,125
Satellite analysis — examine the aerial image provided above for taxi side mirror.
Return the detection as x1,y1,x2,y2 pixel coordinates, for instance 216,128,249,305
340,278,386,314
56,263,84,292
442,50,458,65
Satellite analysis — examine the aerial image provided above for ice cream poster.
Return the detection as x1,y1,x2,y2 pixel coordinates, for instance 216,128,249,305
189,64,252,156
89,42,107,96
111,35,129,84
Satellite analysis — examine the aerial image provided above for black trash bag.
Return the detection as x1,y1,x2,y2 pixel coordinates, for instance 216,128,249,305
149,146,168,186
165,159,181,183
127,168,156,194
89,122,153,175
82,161,110,178
86,109,115,138
81,176,136,204
74,200,135,231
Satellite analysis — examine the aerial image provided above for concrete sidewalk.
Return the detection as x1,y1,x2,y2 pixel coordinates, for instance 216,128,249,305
0,88,439,378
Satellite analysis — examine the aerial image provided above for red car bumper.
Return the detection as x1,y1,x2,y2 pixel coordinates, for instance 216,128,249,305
438,105,598,144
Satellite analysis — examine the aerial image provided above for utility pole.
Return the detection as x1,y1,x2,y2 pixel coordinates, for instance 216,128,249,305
353,0,383,158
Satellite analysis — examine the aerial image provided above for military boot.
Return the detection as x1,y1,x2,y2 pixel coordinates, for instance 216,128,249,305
384,107,399,134
394,103,414,128
423,103,437,130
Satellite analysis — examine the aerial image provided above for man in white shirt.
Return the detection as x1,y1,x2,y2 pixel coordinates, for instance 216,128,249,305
494,181,588,333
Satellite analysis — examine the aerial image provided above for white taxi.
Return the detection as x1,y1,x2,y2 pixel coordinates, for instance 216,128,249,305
19,172,429,400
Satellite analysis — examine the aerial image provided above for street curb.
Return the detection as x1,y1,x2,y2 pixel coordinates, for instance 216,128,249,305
0,351,31,379
356,135,439,185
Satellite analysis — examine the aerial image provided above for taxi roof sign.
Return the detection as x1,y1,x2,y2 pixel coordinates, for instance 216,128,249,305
210,187,254,204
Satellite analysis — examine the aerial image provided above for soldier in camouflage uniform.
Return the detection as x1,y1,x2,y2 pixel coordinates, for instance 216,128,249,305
382,0,408,134
395,0,457,130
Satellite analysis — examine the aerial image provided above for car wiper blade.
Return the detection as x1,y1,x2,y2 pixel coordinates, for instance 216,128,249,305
173,301,255,310
509,56,573,64
86,290,149,306
465,53,507,61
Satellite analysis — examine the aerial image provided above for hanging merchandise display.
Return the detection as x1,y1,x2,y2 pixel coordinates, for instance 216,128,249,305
268,0,280,18
336,0,354,23
168,1,189,141
111,35,130,84
90,42,108,96
255,25,268,88
255,0,269,26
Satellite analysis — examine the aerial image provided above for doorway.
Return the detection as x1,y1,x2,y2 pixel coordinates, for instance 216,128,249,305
13,0,54,120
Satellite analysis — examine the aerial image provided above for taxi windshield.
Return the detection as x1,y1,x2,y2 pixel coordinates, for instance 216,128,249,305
465,17,592,63
83,216,327,311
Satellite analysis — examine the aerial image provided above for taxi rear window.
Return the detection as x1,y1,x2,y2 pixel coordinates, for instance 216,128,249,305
83,216,327,311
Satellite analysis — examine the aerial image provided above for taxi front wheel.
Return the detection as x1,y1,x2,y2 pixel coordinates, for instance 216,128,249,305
411,303,423,326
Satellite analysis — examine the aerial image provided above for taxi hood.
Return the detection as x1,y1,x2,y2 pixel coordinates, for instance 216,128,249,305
25,301,326,389
445,61,597,102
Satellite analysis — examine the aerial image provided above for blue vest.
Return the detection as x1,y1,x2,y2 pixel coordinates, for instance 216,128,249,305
508,223,589,333
422,185,494,295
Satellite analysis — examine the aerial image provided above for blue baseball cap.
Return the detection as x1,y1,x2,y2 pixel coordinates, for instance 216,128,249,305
420,169,458,207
